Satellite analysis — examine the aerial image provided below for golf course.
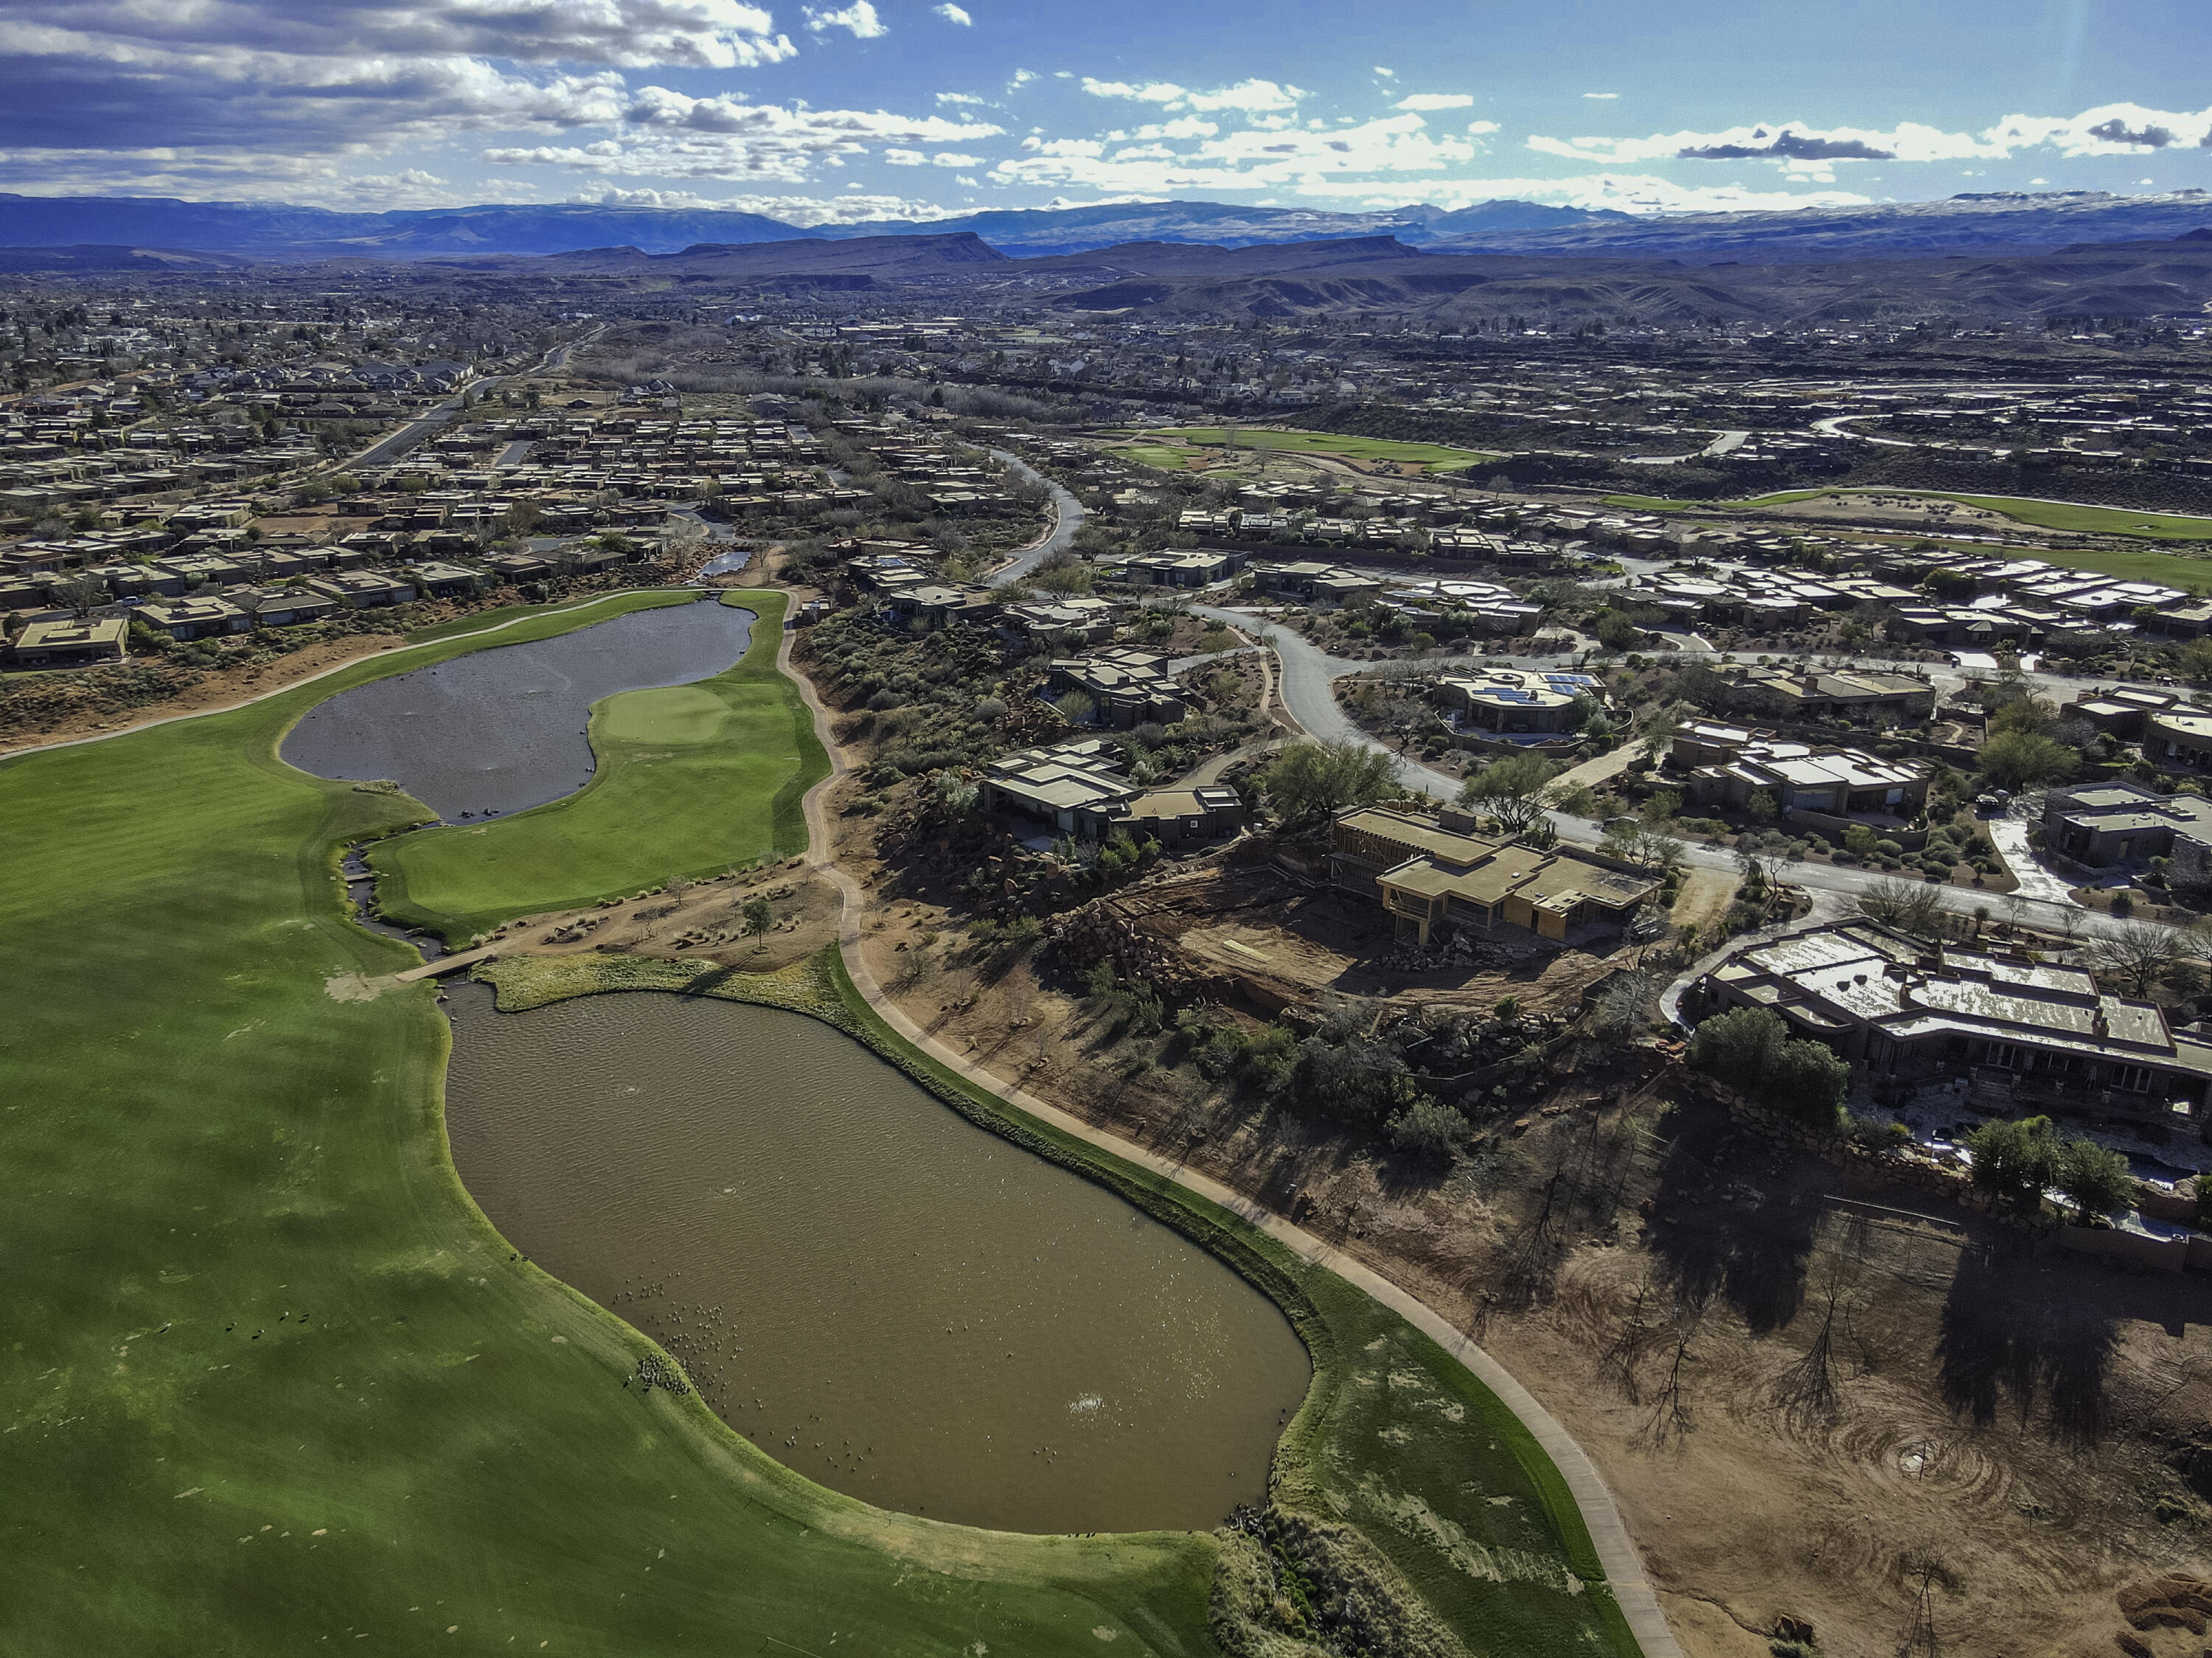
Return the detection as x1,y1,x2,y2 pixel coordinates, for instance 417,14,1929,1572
0,591,1640,1656
1115,426,1500,474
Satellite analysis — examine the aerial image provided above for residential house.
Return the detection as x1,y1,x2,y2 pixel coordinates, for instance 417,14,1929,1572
138,597,248,640
1329,805,1659,943
1686,920,2212,1126
9,615,127,667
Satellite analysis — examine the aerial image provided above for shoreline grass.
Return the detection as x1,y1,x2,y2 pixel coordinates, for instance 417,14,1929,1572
480,949,1643,1658
367,591,830,944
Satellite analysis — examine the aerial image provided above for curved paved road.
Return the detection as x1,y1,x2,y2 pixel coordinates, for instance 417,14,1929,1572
1190,602,2149,944
776,613,1685,1658
985,449,1086,587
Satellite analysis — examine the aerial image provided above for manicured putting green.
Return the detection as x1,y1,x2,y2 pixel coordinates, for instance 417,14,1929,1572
367,591,830,944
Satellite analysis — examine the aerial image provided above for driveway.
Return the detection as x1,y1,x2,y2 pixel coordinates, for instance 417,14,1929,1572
1988,811,2080,907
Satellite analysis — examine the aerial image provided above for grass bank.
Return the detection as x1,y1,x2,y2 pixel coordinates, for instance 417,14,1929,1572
1119,426,1500,474
0,599,1225,1657
481,950,1644,1658
368,590,829,944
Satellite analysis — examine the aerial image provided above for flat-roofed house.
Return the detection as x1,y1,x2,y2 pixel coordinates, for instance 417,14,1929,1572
1048,647,1186,728
978,739,1138,835
2042,779,2212,869
1688,919,2212,1126
9,614,127,667
139,597,247,640
306,571,417,608
1684,739,1930,820
1433,669,1602,736
1329,805,1658,943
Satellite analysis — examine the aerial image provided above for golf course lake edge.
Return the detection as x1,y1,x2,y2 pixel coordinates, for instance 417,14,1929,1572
439,980,1314,1535
282,596,754,821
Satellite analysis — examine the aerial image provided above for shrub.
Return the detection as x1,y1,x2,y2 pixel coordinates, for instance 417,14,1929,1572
1386,1096,1472,1159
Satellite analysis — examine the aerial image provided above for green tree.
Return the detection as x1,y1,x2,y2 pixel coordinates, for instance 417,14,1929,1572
2053,1137,2135,1222
1458,753,1562,838
742,896,776,950
1689,1005,1846,1127
1386,1095,1471,1159
1689,1006,1785,1090
1261,739,1399,826
1591,609,1640,652
1978,728,2075,793
1963,1115,2059,1211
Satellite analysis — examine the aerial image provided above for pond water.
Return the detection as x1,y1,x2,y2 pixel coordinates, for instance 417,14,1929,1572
441,982,1311,1533
282,601,752,822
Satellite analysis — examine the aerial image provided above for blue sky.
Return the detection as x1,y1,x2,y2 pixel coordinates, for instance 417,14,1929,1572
4,1,2210,220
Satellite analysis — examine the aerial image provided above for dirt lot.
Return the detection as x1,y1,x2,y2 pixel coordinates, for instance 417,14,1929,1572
796,646,2212,1658
487,860,842,974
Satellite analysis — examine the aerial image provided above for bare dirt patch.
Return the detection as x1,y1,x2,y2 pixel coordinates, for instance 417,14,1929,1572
486,862,841,974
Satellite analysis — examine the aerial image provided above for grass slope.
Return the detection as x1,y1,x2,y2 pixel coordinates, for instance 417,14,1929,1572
0,599,1222,1657
1123,427,1499,474
481,951,1642,1658
369,591,829,944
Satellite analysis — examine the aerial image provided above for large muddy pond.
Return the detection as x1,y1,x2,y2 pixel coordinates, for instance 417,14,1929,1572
442,983,1310,1533
283,600,752,822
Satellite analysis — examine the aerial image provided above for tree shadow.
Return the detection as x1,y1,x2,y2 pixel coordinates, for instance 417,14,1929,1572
1639,1101,1818,1337
1935,1244,2119,1447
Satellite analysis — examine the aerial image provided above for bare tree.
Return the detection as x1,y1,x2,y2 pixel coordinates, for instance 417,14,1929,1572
52,570,105,619
2084,919,2200,997
1851,875,1949,938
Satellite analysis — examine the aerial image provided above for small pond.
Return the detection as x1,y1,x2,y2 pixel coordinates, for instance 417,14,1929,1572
283,601,752,821
442,982,1311,1533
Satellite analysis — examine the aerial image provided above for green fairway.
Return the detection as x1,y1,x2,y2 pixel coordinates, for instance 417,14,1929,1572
1111,442,1205,472
0,605,1224,1656
367,591,828,944
1126,426,1499,474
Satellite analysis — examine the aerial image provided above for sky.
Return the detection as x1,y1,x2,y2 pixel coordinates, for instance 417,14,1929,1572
4,0,2211,223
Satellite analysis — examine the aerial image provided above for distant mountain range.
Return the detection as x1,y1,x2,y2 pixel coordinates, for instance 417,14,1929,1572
2,188,2208,264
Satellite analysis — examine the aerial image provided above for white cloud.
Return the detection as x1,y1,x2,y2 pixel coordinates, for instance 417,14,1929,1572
935,91,991,106
1079,77,1304,114
1298,171,1876,215
992,111,1486,195
484,87,998,182
804,3,887,40
0,1,800,73
1008,68,1036,88
1466,120,1499,136
1582,92,1618,100
681,190,947,224
1372,66,1394,77
933,3,973,23
1396,94,1473,111
1529,100,2212,167
883,147,925,165
931,151,981,166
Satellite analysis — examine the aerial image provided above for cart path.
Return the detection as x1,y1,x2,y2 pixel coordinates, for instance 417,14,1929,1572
775,608,1684,1658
